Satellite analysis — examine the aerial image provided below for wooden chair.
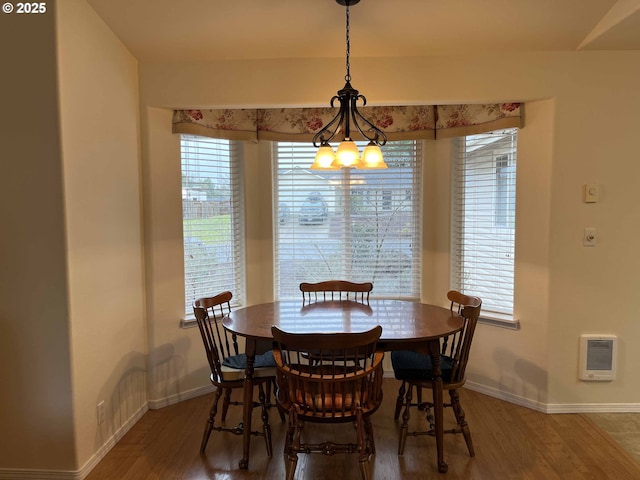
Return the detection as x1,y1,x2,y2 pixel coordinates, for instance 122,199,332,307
391,290,482,457
271,325,384,480
300,280,373,304
299,280,374,366
193,291,277,456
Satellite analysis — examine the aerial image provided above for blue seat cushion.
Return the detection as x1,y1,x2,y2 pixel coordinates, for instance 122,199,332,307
222,350,277,369
391,350,454,382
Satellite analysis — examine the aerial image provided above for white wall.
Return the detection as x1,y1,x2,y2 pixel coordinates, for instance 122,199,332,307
139,51,640,411
546,56,640,407
0,3,75,471
0,0,145,473
141,107,201,402
464,99,554,408
56,0,147,470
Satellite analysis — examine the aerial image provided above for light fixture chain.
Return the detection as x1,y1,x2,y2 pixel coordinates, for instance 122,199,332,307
345,4,351,82
311,0,388,169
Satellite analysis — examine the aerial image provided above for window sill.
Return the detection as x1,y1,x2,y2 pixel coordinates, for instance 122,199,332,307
478,311,520,330
180,316,197,329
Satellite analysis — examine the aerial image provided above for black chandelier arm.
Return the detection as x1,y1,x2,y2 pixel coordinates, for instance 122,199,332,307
350,98,388,146
312,103,347,147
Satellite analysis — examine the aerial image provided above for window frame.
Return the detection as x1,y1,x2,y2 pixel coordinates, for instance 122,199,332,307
451,129,519,328
272,140,423,300
179,135,246,324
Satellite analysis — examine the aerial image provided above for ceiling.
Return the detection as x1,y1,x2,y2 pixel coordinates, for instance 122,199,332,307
85,0,640,63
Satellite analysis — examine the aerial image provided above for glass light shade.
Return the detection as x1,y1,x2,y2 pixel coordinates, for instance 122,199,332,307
334,140,361,168
311,145,338,170
360,143,387,169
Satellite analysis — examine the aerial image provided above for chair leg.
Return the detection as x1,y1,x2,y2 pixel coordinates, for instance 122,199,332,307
450,389,475,457
258,383,273,457
359,459,373,480
284,410,301,480
283,408,295,457
398,383,413,455
221,387,232,421
266,377,272,403
356,409,372,480
394,381,406,420
358,460,372,480
364,416,376,455
201,387,223,453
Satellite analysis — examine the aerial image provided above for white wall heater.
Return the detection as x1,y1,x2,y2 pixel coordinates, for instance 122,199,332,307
578,334,617,381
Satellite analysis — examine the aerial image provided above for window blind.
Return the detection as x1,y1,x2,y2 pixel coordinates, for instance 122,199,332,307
451,129,517,315
181,135,244,314
273,141,422,300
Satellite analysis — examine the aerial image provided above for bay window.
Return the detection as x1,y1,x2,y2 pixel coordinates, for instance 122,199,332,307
451,128,517,316
273,141,422,299
180,135,245,315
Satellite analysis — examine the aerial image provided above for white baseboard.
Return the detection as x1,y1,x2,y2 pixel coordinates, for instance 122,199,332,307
464,380,640,414
76,404,150,478
464,381,549,412
384,375,640,415
544,402,640,414
0,469,79,480
148,384,214,410
0,403,149,480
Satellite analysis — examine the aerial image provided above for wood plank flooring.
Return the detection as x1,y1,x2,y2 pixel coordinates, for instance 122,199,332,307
85,379,640,479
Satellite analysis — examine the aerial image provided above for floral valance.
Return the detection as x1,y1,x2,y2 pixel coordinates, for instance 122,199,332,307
172,103,522,142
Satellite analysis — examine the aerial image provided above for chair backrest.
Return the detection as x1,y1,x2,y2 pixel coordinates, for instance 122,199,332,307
300,280,373,303
271,325,384,418
193,291,238,384
443,290,482,383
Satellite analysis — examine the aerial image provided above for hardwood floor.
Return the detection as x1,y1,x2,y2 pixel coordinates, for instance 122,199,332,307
85,379,640,479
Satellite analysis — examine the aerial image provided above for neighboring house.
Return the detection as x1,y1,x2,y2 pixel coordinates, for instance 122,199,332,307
347,168,414,214
277,166,335,216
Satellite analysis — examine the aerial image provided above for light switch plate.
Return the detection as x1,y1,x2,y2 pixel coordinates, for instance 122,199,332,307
584,184,599,203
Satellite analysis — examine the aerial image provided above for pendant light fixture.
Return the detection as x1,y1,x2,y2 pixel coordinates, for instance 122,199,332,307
311,0,388,170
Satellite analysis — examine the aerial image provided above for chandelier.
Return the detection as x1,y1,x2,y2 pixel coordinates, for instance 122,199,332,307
311,0,388,170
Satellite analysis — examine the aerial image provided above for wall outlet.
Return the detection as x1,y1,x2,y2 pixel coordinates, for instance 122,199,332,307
97,401,105,424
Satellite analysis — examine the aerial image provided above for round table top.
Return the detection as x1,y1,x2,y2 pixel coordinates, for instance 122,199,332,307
223,299,463,348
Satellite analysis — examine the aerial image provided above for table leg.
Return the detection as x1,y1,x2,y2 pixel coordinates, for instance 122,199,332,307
429,339,448,473
239,340,256,470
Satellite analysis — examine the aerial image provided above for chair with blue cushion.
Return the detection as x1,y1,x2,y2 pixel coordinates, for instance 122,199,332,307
193,291,279,455
391,290,482,456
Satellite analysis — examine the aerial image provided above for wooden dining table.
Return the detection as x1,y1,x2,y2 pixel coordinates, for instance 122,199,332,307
222,298,464,473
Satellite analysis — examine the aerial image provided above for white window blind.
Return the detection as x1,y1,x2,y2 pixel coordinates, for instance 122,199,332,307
273,141,422,299
181,135,244,314
451,128,517,315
